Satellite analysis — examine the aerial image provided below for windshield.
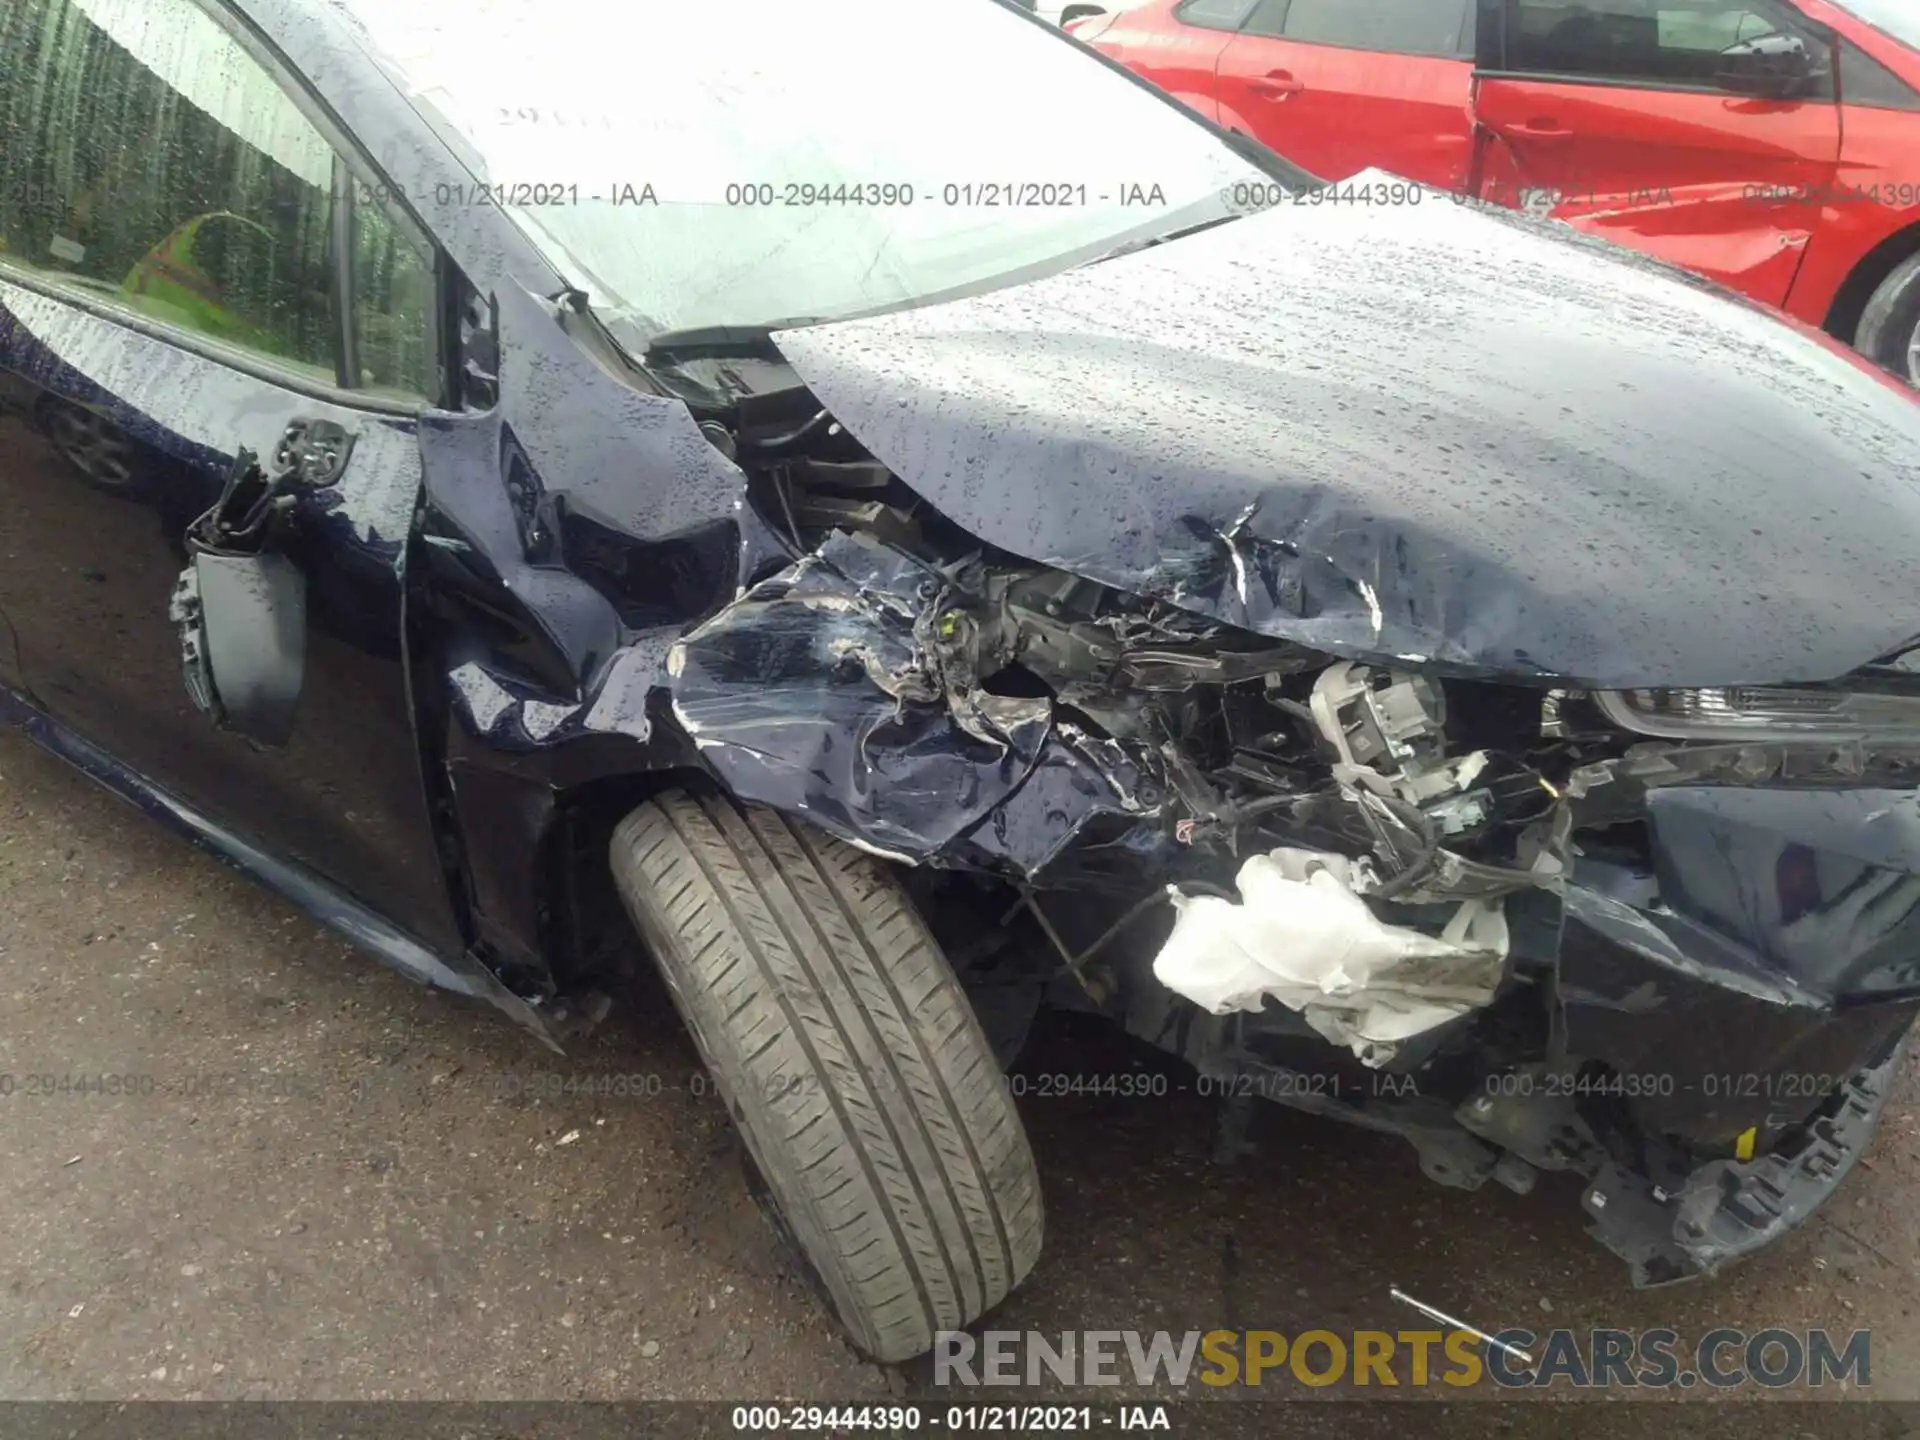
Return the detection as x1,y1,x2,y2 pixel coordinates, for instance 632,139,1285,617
1835,0,1920,51
329,0,1283,346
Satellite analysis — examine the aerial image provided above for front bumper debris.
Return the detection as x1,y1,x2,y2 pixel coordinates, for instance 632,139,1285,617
1585,1033,1905,1286
656,519,1920,1288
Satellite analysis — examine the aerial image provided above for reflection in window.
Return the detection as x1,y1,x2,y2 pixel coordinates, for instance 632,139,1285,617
0,0,435,398
1281,0,1473,57
1175,0,1256,31
353,201,437,398
1506,0,1810,84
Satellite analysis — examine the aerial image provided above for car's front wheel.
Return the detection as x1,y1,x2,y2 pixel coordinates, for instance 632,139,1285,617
610,789,1044,1362
1855,250,1920,388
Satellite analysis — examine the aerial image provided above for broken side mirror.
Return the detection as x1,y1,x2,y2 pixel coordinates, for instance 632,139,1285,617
170,549,307,747
1714,32,1818,100
167,421,353,747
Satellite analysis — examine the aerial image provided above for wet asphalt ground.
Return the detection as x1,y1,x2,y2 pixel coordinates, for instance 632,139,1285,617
2,721,1918,1430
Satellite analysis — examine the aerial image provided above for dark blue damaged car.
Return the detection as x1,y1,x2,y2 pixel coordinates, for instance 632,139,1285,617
3,0,1920,1364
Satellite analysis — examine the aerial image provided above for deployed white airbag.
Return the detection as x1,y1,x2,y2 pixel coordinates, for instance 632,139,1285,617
1151,848,1510,1065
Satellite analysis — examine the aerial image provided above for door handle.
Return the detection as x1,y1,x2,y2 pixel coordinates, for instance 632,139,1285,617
1246,69,1304,99
1507,118,1573,139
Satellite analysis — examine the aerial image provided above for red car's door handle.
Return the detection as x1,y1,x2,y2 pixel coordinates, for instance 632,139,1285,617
1507,118,1574,139
1246,70,1304,99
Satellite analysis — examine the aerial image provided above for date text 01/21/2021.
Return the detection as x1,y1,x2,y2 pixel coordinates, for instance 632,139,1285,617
1479,1070,1849,1101
1,1068,1849,1105
997,1070,1416,1100
332,180,1179,209
995,1068,1856,1102
728,1405,1171,1432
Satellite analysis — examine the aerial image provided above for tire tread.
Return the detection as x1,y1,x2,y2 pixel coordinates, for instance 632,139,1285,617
610,791,1043,1360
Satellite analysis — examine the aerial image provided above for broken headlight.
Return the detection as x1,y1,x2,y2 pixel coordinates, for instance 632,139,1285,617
1596,687,1920,741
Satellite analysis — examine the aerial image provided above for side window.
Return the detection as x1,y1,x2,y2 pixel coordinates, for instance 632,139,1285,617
1280,0,1474,56
1504,0,1823,87
1838,38,1920,111
1241,0,1290,39
1175,0,1258,30
352,203,438,399
0,0,436,399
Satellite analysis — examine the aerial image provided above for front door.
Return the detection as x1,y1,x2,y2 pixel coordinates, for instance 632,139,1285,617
1094,0,1250,123
1471,0,1842,307
0,0,461,954
1214,0,1480,190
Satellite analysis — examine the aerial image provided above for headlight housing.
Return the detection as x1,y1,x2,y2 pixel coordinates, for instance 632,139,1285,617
1596,687,1920,741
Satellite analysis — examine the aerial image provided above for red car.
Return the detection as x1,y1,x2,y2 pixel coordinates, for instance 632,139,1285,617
1071,0,1920,384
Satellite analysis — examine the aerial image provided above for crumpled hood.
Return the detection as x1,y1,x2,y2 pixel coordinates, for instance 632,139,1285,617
774,178,1920,688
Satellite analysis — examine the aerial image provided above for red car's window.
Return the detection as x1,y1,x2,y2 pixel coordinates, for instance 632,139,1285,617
1239,0,1288,37
1503,0,1829,87
1173,0,1256,30
1244,0,1473,56
1837,35,1920,108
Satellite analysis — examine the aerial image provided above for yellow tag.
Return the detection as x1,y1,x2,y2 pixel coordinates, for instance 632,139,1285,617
1735,1127,1757,1161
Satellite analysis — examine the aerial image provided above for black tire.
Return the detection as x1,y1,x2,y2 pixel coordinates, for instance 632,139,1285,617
610,790,1044,1361
34,395,146,496
1854,249,1920,388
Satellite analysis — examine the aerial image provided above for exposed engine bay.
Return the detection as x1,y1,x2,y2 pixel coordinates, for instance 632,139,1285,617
646,356,1920,1290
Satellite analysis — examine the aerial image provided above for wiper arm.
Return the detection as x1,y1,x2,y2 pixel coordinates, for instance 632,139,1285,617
1870,632,1920,666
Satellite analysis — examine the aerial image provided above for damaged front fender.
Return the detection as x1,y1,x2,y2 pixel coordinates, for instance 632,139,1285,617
664,529,1166,878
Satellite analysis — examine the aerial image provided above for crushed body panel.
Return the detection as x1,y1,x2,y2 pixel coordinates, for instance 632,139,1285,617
772,188,1920,689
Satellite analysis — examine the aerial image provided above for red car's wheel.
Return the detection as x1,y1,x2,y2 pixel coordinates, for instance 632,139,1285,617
1856,250,1920,389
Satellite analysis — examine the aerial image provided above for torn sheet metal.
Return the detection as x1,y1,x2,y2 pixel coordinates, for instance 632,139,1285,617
662,529,1175,878
1556,782,1920,1148
1583,1033,1906,1288
949,722,1169,886
772,190,1920,689
416,280,786,766
1152,847,1510,1065
668,530,1052,861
